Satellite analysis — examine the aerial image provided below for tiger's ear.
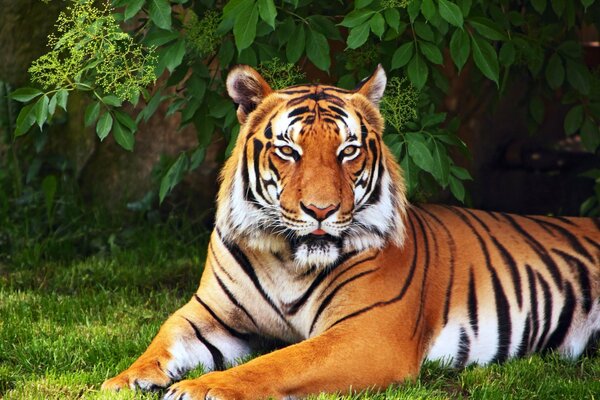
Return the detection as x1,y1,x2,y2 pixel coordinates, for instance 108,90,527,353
355,64,387,107
226,65,273,124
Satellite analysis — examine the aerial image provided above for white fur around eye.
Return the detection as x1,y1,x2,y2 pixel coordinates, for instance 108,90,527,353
337,143,361,161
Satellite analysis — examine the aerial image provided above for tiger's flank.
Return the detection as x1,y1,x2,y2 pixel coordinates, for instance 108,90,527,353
102,65,600,399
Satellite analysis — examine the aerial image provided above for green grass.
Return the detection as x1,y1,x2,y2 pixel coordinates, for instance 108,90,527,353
1,223,599,399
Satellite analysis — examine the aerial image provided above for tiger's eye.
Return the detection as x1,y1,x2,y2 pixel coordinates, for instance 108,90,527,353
342,146,359,157
280,146,294,156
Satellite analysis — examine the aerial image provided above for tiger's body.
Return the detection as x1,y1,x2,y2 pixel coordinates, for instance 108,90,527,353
102,65,600,399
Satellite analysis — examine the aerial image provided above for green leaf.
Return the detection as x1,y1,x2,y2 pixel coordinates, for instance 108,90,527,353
164,39,186,73
234,3,259,51
422,112,446,128
566,60,590,95
582,0,595,9
124,0,144,20
431,140,450,186
391,42,414,70
286,24,305,63
33,95,49,130
498,42,515,66
369,13,385,38
55,89,68,111
420,41,443,64
529,96,544,124
451,165,472,180
308,16,342,41
307,29,330,71
581,116,600,152
557,41,581,59
48,94,57,117
551,0,565,16
449,175,465,202
400,155,419,197
114,110,137,133
384,8,400,31
414,21,434,41
10,87,43,102
468,17,505,41
14,104,36,136
450,28,470,71
407,0,422,23
42,175,57,217
408,53,428,89
471,35,499,85
339,10,375,28
545,53,564,89
531,0,547,13
148,0,172,30
407,134,434,173
564,105,583,135
258,0,277,29
456,0,472,16
356,0,375,7
84,102,101,127
96,112,113,141
347,22,370,49
421,0,436,21
159,153,189,203
102,95,123,107
439,0,463,27
144,28,179,47
113,120,135,151
224,0,253,19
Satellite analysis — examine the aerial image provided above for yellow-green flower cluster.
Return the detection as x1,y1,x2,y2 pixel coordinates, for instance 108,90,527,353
257,58,306,90
380,76,419,133
345,43,379,71
381,0,412,8
29,0,156,102
184,10,220,57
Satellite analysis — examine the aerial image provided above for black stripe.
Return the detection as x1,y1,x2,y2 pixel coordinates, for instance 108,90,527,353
552,249,592,313
460,208,491,232
210,243,259,328
327,216,420,330
416,206,456,326
411,210,432,337
584,236,600,254
455,327,470,368
288,106,310,118
517,312,531,358
318,251,375,297
501,213,564,291
536,272,553,351
468,267,479,337
525,265,539,352
221,239,289,324
544,282,576,351
490,236,523,309
264,121,273,139
328,105,348,118
309,268,378,335
447,207,511,363
183,317,225,371
194,294,250,340
529,217,594,263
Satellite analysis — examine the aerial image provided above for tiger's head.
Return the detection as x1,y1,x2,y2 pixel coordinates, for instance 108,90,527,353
216,65,407,271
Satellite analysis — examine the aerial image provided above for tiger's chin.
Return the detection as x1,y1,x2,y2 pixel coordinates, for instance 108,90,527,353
291,234,342,270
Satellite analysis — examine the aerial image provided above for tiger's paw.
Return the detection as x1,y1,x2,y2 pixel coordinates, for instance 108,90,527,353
163,372,256,400
101,359,172,392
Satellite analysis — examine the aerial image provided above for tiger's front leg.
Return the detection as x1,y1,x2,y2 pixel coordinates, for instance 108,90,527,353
101,289,253,392
164,308,423,400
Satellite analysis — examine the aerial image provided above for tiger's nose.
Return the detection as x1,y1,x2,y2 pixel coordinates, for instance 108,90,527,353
300,202,340,222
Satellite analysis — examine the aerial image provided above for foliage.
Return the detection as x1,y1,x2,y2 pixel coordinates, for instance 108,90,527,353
8,0,600,206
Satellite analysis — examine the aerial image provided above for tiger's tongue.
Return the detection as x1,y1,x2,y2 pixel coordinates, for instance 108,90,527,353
312,228,327,236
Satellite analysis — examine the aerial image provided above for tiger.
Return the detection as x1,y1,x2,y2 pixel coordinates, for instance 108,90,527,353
102,65,600,399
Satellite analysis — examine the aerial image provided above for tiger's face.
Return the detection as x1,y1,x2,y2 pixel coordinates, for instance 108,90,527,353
217,65,407,271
